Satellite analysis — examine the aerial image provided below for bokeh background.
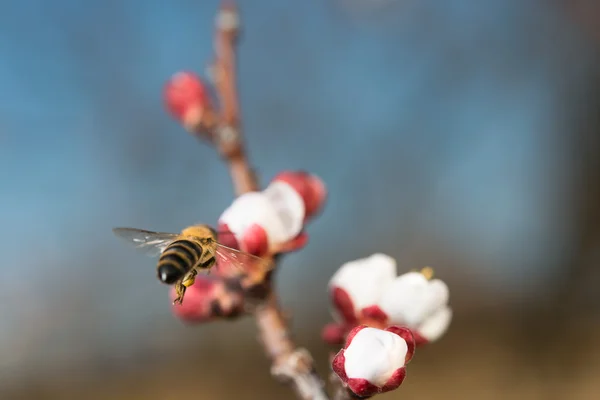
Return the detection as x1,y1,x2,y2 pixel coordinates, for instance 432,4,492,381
1,0,600,399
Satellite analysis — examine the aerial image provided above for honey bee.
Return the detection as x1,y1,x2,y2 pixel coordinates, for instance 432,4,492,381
112,224,268,305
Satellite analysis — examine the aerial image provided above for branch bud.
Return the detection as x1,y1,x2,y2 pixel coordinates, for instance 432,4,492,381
163,71,216,134
170,275,245,323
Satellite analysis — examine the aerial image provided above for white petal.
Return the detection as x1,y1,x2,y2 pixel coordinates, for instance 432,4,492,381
379,273,450,327
344,327,407,386
218,189,303,245
219,192,272,236
417,306,452,342
329,254,397,311
262,181,305,240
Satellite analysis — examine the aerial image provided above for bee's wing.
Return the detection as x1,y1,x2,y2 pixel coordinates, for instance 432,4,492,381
112,227,179,257
213,243,272,274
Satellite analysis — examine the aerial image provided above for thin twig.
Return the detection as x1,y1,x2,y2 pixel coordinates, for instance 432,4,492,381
211,2,329,399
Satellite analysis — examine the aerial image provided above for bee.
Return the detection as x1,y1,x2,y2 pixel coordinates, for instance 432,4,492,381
112,224,269,305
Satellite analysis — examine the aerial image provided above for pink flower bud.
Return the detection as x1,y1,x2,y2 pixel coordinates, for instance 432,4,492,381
272,171,326,220
332,325,415,397
163,71,211,126
170,275,244,323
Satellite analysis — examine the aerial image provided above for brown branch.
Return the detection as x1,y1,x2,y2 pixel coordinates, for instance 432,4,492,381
210,2,329,399
211,2,256,196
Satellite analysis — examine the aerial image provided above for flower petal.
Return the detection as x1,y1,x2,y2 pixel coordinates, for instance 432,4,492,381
347,378,380,397
385,326,415,363
219,185,307,247
331,287,359,325
378,272,449,327
272,171,327,220
417,306,453,342
381,367,407,393
240,223,269,256
331,349,348,381
329,253,397,313
262,180,305,239
219,191,272,239
360,305,389,327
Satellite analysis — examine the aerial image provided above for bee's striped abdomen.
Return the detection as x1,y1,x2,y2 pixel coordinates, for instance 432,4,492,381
157,240,203,284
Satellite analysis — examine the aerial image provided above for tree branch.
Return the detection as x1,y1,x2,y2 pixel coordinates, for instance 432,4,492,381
210,2,329,399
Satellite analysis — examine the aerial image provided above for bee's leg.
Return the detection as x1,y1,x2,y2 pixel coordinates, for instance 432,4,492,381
173,281,186,305
173,269,199,305
181,269,198,287
199,257,216,275
172,271,198,306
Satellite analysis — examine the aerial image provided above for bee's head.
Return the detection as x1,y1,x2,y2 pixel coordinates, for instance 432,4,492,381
207,226,218,240
181,224,217,240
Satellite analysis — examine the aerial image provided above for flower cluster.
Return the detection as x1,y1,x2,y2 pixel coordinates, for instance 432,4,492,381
171,170,326,323
324,253,452,346
325,253,452,397
218,171,326,256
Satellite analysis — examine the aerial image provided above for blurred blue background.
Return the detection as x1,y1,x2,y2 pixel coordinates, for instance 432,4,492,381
1,0,599,399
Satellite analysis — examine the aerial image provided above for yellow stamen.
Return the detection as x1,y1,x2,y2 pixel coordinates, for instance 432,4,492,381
420,266,434,280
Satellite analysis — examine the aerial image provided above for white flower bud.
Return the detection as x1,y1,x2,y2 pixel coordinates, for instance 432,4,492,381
343,327,408,386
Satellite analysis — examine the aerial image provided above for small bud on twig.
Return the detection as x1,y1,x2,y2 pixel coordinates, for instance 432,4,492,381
163,71,217,137
216,6,240,35
170,275,246,323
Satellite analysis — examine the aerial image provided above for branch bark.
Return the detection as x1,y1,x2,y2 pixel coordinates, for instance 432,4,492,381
210,2,329,399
